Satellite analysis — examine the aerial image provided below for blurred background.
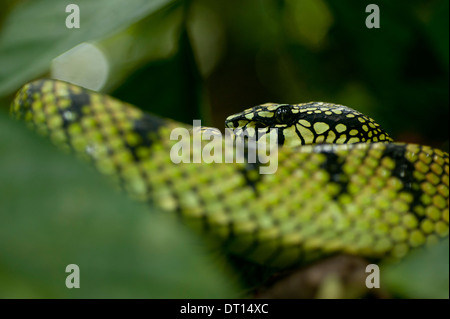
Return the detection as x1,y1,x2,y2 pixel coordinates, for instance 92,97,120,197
0,0,448,298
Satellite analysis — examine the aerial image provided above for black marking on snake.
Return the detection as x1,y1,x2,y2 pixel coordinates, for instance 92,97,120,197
294,125,306,145
31,79,45,92
188,184,213,233
27,80,45,105
316,146,349,199
58,91,91,129
232,140,264,192
127,114,167,162
64,92,142,199
381,144,424,220
15,81,45,119
240,163,261,192
276,127,286,145
51,90,91,156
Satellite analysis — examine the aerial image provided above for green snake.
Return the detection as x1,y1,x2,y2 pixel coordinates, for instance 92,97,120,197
10,79,449,269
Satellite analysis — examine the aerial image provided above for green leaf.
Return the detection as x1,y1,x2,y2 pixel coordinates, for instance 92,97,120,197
383,239,449,299
0,111,237,298
0,0,178,97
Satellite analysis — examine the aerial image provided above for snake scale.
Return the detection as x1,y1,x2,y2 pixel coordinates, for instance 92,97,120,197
10,79,449,269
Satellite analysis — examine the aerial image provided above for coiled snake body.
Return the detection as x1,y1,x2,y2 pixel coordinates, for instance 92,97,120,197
11,80,449,268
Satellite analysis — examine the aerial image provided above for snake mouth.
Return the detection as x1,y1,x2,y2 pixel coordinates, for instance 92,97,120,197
225,112,274,130
224,117,242,129
225,104,270,129
225,116,272,134
224,112,251,129
225,103,298,130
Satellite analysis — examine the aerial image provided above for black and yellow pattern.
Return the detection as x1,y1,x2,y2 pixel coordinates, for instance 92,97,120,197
225,102,392,146
11,79,449,268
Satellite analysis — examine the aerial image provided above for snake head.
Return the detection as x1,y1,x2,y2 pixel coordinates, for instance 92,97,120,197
225,102,393,147
225,103,298,129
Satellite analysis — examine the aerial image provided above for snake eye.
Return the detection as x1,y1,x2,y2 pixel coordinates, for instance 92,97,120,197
275,106,293,124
